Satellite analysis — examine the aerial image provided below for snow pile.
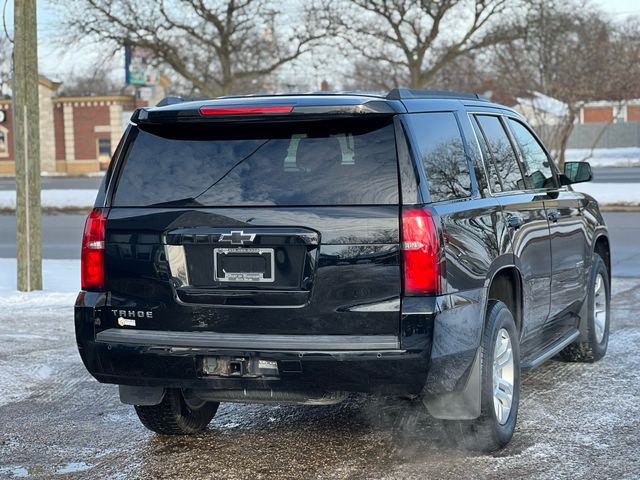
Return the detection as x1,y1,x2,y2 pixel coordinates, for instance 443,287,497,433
516,91,569,117
0,258,79,299
565,148,640,167
0,189,97,210
572,182,640,206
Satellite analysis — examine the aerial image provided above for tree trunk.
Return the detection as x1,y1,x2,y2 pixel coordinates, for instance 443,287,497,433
13,0,42,291
556,111,577,171
409,64,421,88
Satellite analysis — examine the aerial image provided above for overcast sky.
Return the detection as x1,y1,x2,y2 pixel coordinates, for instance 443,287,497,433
4,0,640,86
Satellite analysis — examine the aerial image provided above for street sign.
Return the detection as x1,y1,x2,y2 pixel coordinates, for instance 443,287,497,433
138,86,153,101
125,44,158,86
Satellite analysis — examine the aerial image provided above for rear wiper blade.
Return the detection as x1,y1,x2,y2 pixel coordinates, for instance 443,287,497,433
147,197,204,208
193,139,271,201
146,139,271,208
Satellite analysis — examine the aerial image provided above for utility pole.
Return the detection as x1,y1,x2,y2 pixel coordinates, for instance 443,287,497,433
14,0,42,291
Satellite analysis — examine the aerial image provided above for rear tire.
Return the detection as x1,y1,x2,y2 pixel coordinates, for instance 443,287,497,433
134,389,219,435
560,253,610,363
443,300,521,452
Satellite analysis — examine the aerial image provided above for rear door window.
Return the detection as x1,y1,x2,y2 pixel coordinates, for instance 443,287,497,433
113,119,399,207
507,119,559,190
406,112,472,202
475,115,529,192
471,116,502,193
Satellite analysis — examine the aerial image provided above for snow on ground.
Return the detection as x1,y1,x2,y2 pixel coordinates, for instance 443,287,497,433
572,182,640,206
0,189,96,210
0,258,80,295
0,275,638,478
0,259,79,408
565,147,640,167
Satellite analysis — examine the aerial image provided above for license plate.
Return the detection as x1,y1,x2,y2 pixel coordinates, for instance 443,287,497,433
213,248,275,283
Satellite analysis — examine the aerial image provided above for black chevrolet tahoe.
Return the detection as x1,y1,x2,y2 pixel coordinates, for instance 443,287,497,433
75,89,610,451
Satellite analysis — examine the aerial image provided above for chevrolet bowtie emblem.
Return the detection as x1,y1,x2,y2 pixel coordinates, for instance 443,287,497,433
219,230,256,245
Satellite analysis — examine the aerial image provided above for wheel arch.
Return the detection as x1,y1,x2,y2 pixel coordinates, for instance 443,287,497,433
486,265,524,337
593,233,611,280
574,231,611,345
423,262,523,421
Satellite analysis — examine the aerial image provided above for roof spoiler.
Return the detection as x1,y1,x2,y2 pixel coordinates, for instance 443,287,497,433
133,100,400,124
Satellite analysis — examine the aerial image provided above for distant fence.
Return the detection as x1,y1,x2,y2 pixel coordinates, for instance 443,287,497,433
565,122,640,149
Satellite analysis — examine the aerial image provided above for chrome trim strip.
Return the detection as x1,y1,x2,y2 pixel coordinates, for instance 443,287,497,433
213,247,275,283
96,329,401,351
165,245,190,286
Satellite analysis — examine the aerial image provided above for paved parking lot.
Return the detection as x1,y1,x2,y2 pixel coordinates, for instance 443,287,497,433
0,278,639,479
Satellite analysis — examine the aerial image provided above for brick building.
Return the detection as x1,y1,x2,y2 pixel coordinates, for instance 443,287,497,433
0,75,167,176
579,101,640,124
513,91,640,126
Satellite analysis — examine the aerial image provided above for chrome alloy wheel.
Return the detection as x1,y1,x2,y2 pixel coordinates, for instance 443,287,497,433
593,273,608,344
493,328,515,425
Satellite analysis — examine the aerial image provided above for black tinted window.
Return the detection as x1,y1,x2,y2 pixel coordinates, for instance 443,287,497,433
407,112,471,202
507,119,558,190
113,119,399,206
475,115,528,191
471,116,502,193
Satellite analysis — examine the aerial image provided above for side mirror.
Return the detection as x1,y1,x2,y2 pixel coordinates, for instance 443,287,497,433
561,161,592,185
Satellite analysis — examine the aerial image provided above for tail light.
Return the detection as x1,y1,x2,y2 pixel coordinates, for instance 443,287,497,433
81,208,106,290
199,106,293,115
401,208,444,295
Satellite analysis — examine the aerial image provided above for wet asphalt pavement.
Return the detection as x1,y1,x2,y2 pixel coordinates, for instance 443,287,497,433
0,278,639,479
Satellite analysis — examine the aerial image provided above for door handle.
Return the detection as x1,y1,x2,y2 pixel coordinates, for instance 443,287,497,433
507,215,524,230
547,210,560,223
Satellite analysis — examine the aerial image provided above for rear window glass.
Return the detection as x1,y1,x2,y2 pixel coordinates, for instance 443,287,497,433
405,112,471,202
113,119,399,207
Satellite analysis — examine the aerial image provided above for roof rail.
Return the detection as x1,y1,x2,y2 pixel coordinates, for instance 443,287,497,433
386,88,489,102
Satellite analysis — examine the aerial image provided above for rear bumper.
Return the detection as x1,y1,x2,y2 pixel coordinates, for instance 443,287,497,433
85,327,422,394
79,339,429,395
75,287,485,398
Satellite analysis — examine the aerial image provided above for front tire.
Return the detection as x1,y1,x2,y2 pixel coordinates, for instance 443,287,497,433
560,253,610,362
444,300,521,451
134,389,219,435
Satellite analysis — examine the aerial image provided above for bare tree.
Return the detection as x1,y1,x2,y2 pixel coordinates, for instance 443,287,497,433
337,0,520,89
492,0,640,168
344,51,490,94
428,52,491,92
343,59,408,91
58,65,122,96
57,0,331,97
